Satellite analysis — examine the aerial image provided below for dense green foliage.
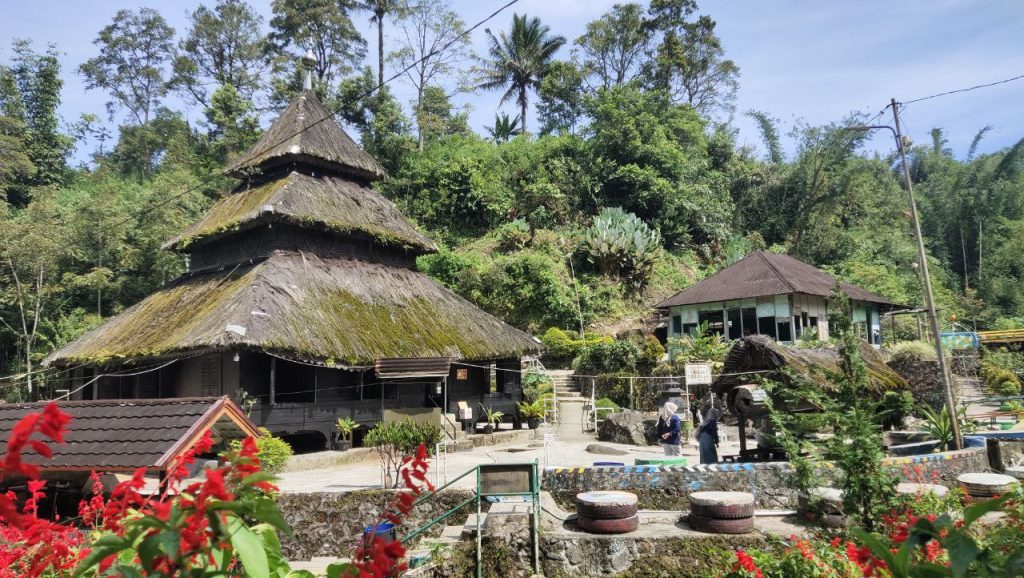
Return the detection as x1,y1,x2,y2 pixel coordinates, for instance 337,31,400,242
1,0,1024,402
364,418,441,487
229,427,294,474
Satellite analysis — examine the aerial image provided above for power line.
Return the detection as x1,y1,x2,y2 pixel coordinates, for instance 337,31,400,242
94,0,522,237
902,72,1024,106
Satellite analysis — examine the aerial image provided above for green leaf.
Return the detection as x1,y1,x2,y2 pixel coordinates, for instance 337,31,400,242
73,534,128,576
963,494,1010,527
943,530,982,578
326,562,362,578
227,514,270,578
251,497,293,536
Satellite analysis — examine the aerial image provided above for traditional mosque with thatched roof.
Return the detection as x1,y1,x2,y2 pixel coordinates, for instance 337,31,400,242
46,55,541,448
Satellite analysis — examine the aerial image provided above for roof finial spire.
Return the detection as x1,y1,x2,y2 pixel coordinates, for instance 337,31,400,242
302,49,317,91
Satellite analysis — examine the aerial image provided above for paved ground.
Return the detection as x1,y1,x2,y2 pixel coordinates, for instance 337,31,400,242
276,422,746,493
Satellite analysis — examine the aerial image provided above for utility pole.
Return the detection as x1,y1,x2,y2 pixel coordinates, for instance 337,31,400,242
890,98,963,450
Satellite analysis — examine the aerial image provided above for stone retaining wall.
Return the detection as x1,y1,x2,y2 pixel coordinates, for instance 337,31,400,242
542,447,989,511
277,489,476,560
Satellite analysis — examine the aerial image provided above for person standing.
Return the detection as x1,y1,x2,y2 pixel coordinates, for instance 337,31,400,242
656,402,682,456
697,401,720,464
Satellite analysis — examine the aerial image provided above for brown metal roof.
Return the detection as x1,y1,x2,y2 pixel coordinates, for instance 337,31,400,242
655,251,898,309
225,89,387,182
0,397,258,472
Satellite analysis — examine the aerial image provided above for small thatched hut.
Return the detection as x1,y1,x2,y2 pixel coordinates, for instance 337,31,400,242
713,335,907,398
44,63,540,448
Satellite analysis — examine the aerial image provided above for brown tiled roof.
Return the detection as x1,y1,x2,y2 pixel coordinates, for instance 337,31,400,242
655,251,898,309
0,397,258,472
225,89,386,182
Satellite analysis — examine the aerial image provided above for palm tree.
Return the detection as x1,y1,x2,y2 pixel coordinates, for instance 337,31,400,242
354,0,405,87
485,112,520,143
476,14,565,135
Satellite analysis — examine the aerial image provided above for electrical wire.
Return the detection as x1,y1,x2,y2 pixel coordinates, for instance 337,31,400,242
47,354,204,401
902,72,1024,105
3,0,523,395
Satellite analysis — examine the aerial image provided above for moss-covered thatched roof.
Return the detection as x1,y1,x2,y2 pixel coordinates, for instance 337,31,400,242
164,171,436,253
225,90,386,182
713,335,907,395
45,251,541,367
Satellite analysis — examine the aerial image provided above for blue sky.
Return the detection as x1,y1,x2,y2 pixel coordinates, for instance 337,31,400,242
2,0,1022,163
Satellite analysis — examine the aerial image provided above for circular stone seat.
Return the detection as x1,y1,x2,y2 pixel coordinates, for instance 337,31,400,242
689,491,755,507
896,482,950,498
575,491,638,520
957,473,1018,497
689,491,756,520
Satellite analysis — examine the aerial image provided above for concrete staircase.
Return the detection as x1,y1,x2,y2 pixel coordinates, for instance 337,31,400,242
549,369,581,400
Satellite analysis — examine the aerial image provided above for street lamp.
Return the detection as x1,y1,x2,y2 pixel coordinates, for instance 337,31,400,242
848,99,962,450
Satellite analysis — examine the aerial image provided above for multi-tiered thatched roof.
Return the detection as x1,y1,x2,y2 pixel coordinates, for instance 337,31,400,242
47,89,539,367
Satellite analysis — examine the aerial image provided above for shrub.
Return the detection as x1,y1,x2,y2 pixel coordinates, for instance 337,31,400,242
888,340,939,364
364,419,442,488
981,361,1022,396
522,370,554,403
230,427,293,474
580,207,662,289
539,327,612,366
876,390,914,430
573,338,643,375
495,219,531,252
669,321,730,365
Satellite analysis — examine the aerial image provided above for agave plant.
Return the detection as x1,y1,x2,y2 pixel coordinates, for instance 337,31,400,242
918,404,971,452
581,207,662,289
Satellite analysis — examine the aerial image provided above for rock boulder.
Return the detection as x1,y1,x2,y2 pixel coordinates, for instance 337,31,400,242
597,410,658,446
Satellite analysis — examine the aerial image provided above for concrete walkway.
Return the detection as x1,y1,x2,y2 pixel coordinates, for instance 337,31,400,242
276,424,745,494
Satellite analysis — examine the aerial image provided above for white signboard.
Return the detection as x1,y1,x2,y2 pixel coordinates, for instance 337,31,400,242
684,363,713,385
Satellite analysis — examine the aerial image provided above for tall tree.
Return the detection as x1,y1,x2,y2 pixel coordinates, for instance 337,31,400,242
79,8,175,126
269,0,365,105
355,0,407,88
536,60,585,135
1,40,72,205
476,13,566,135
574,3,650,89
171,0,271,107
645,1,739,117
390,0,469,150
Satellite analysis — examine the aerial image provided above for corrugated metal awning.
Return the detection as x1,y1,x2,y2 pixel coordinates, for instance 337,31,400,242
375,357,452,378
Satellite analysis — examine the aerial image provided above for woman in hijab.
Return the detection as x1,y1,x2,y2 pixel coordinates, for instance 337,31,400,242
656,401,682,456
696,397,720,464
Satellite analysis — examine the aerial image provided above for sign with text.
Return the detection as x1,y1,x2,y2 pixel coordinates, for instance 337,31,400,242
684,363,713,385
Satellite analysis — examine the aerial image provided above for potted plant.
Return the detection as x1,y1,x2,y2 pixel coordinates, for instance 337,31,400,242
336,417,359,451
480,405,504,434
517,400,545,429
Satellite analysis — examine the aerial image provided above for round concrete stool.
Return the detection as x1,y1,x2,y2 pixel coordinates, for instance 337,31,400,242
896,483,950,498
575,491,639,520
957,473,1018,499
689,491,755,519
576,514,640,534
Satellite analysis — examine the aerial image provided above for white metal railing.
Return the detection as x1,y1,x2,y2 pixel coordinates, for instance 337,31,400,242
526,357,558,425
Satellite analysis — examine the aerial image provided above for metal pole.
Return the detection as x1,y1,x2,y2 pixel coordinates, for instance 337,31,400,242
628,377,634,411
476,467,482,578
532,459,540,574
890,98,962,450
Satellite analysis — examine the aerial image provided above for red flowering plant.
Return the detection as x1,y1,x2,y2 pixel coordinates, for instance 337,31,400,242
0,402,85,578
0,403,432,578
722,535,883,578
